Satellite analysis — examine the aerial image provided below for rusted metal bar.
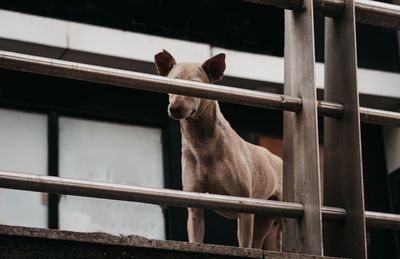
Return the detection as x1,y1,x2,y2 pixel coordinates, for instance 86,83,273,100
283,0,323,254
245,0,400,29
0,170,399,230
323,0,367,257
0,51,399,126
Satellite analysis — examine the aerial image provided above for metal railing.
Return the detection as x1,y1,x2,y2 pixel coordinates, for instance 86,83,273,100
0,51,399,126
0,49,399,256
0,0,399,258
0,170,399,229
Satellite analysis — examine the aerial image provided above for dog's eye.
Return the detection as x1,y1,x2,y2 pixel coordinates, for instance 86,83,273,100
173,76,181,79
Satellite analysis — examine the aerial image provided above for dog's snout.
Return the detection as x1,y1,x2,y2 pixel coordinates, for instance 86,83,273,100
168,104,184,119
169,104,182,114
168,95,200,120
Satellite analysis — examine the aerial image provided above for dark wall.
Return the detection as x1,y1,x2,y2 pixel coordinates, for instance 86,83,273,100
314,15,400,72
0,0,284,57
361,124,399,259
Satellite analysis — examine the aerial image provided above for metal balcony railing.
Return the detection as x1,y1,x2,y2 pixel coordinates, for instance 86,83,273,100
0,0,400,258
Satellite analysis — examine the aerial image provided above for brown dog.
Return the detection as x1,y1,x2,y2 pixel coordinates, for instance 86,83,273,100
155,50,283,250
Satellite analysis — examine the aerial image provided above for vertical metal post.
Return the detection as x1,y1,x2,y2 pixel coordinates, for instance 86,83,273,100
283,0,323,255
324,0,367,258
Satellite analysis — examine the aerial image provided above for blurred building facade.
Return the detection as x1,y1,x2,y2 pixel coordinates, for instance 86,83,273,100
0,1,399,258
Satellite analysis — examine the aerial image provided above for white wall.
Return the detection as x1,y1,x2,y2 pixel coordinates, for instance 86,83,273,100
0,108,47,228
58,117,165,239
0,110,167,238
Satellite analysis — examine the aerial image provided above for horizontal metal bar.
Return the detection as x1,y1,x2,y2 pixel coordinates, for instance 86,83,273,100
246,0,400,29
313,0,344,17
0,51,399,126
0,170,304,219
365,211,400,230
321,206,347,222
0,170,399,230
317,100,344,118
318,101,400,126
0,51,302,113
355,0,400,29
322,207,400,230
359,107,400,126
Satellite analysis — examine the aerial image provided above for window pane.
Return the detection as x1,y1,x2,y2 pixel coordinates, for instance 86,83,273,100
59,117,165,239
0,108,47,228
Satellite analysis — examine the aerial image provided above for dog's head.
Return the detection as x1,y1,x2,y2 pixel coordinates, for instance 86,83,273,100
154,50,226,120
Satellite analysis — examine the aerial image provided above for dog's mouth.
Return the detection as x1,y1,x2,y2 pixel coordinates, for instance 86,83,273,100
169,112,185,120
168,108,197,120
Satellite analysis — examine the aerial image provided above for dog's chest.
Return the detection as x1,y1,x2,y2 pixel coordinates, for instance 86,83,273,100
189,153,246,197
197,164,230,195
181,124,250,196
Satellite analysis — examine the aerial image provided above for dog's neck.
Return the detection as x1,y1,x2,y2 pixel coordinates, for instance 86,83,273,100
180,100,225,147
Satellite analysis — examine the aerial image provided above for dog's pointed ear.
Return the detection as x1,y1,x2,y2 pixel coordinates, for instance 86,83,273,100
155,50,176,76
202,53,226,83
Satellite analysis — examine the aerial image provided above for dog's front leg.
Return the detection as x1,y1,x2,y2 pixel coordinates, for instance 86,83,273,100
237,213,254,247
187,208,204,243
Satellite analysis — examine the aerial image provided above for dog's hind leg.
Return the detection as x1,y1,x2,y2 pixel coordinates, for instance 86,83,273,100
252,215,275,249
262,219,282,251
237,213,254,248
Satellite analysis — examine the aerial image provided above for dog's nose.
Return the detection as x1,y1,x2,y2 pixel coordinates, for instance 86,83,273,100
169,105,183,118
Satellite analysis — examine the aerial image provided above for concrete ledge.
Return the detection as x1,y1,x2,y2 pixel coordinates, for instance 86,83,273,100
0,224,345,259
